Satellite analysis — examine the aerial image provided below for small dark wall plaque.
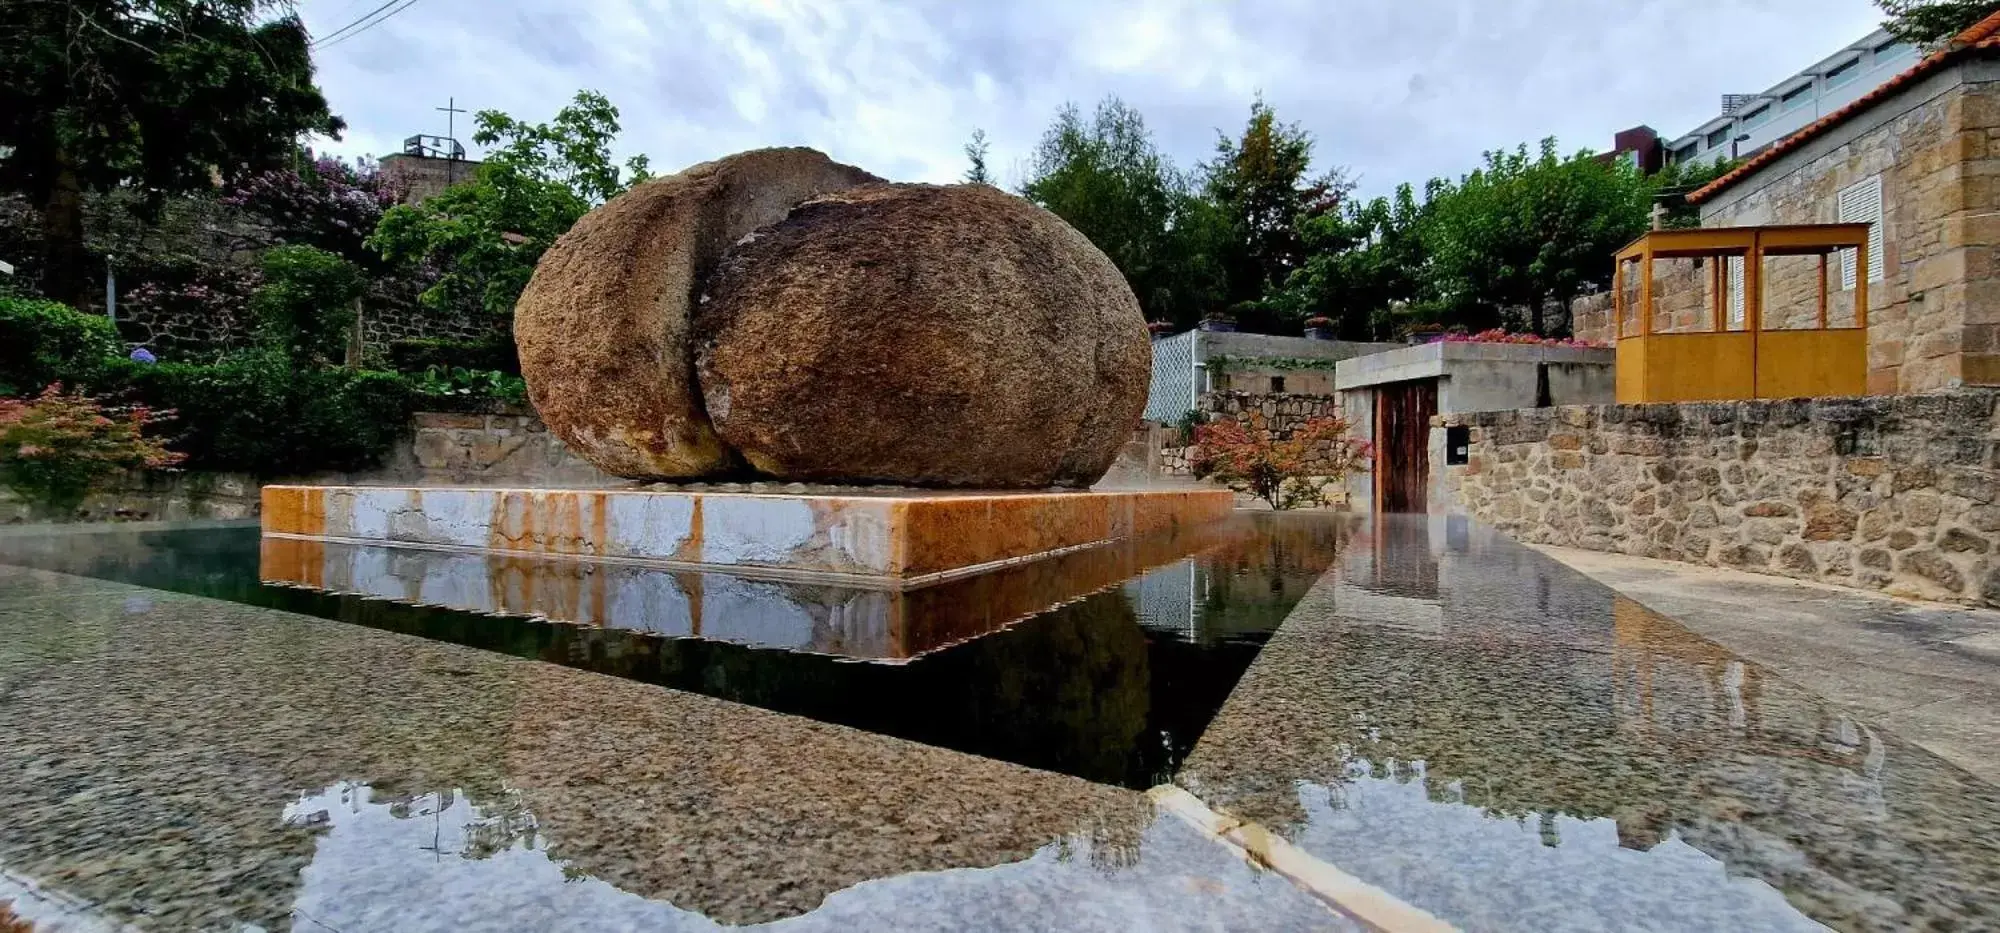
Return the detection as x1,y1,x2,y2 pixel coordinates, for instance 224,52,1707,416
1445,425,1471,465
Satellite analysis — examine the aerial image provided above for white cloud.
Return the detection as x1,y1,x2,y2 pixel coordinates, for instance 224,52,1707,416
296,0,1887,196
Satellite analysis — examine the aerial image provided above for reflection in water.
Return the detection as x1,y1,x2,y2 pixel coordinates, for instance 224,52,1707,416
1182,514,2000,932
0,514,1350,789
0,568,1344,931
276,782,1334,933
255,514,1265,662
1283,763,1820,933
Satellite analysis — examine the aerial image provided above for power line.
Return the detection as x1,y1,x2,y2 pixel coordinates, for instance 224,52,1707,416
310,0,400,46
312,0,421,50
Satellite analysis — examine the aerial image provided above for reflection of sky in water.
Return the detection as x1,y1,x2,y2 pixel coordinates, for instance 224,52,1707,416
1287,760,1823,933
279,783,1353,933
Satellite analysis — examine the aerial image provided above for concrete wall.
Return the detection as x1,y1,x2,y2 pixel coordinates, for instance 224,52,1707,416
1197,332,1399,399
1143,329,1398,424
1198,331,1397,363
1434,390,2000,608
1334,341,1616,415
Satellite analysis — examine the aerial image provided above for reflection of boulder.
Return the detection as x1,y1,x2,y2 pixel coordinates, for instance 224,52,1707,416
694,184,1149,487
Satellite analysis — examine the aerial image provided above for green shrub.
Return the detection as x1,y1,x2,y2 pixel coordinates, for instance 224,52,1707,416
0,297,122,396
385,335,519,375
254,246,365,364
409,366,528,406
98,351,414,475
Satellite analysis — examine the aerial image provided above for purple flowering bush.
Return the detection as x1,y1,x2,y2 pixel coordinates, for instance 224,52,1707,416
223,154,403,265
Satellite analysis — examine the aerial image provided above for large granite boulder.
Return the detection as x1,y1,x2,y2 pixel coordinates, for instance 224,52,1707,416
692,183,1150,488
514,148,879,479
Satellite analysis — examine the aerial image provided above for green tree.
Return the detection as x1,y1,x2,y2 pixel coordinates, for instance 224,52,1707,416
1652,156,1742,229
1021,97,1226,327
1878,0,2000,46
964,128,994,185
1417,138,1652,335
0,1,342,306
1202,98,1349,315
253,245,364,365
369,90,651,316
1273,183,1430,339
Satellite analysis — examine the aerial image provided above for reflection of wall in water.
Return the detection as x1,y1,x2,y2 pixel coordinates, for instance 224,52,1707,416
1126,558,1200,638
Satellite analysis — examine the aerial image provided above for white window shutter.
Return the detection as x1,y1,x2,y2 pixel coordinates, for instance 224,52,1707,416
1727,256,1745,327
1838,176,1883,288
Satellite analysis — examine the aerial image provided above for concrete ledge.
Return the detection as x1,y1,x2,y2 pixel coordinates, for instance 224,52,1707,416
1335,341,1614,392
261,485,1236,583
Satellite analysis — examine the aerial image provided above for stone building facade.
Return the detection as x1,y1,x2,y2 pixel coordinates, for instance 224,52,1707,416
377,153,483,205
1435,390,2000,608
1587,40,2000,393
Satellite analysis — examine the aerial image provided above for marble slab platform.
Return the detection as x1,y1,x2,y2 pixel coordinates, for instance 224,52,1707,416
258,517,1252,662
261,485,1235,583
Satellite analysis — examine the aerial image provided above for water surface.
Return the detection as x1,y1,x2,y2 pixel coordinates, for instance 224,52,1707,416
0,513,1346,789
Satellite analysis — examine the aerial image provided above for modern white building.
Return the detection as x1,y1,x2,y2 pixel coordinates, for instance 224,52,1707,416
1665,28,1922,167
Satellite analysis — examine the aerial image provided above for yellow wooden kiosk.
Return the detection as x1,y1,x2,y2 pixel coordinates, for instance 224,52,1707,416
1612,224,1870,403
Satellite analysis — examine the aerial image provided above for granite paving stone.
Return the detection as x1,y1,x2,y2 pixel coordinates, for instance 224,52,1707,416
1178,516,2000,932
0,564,1346,931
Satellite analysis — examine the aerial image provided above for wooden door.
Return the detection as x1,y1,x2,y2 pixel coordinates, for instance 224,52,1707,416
1375,380,1438,514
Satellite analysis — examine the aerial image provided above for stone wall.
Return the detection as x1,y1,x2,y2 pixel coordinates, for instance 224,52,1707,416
1572,291,1615,347
1435,390,2000,608
1200,391,1346,438
0,470,262,524
1192,392,1355,506
2,408,611,524
1,190,503,361
377,153,483,205
354,280,499,354
1689,58,2000,392
381,410,612,486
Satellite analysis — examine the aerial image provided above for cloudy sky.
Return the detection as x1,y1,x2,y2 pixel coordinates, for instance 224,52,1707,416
296,0,1888,197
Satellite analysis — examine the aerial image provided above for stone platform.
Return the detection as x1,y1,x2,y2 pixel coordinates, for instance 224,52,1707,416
258,516,1252,662
260,485,1234,583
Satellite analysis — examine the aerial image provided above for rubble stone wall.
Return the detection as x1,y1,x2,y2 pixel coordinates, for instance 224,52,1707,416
1435,390,2000,607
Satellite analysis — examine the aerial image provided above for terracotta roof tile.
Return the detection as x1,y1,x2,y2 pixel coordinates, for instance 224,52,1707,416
1688,10,2000,204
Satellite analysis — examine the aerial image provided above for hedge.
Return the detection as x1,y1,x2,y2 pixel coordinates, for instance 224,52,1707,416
96,352,415,475
0,296,121,396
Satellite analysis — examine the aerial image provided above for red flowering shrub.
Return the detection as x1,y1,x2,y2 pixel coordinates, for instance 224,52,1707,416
1190,412,1371,510
0,384,183,514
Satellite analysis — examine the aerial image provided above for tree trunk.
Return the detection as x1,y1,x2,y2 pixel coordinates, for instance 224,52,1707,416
345,296,366,367
39,155,90,308
1529,294,1545,337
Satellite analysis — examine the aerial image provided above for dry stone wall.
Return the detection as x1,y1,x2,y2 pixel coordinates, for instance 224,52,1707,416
1436,390,2000,607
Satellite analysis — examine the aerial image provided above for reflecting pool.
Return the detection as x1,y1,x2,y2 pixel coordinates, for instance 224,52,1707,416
2,512,1997,931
